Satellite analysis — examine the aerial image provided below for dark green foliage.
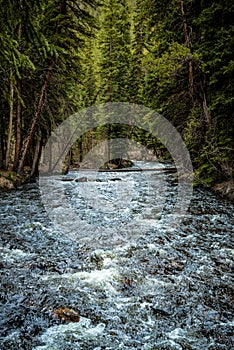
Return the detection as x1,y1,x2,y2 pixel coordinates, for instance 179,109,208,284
97,0,132,103
0,0,100,171
0,0,233,188
132,0,234,186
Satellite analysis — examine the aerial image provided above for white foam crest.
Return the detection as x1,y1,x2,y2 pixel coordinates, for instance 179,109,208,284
33,317,105,350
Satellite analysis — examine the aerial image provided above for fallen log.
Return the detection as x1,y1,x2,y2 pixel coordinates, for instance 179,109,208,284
56,167,177,180
97,167,177,173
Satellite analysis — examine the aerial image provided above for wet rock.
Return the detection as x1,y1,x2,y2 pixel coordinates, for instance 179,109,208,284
52,307,80,322
0,176,15,190
60,178,74,182
151,306,170,317
212,180,234,201
166,260,184,272
119,276,133,291
75,176,88,182
101,158,134,170
90,249,104,270
109,178,122,181
103,162,119,169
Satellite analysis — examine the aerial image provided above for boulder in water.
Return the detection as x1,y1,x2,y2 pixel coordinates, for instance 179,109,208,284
75,176,88,182
52,307,80,322
101,158,134,170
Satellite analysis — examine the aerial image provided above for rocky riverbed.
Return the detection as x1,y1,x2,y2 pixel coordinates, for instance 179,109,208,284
0,162,233,349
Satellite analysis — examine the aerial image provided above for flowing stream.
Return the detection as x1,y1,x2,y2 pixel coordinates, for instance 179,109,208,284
0,161,233,349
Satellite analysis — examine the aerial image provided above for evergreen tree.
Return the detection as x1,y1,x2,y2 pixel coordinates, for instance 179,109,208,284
193,0,234,183
129,0,148,104
93,0,132,160
0,0,233,188
0,0,43,170
97,0,132,103
142,0,233,185
16,0,100,174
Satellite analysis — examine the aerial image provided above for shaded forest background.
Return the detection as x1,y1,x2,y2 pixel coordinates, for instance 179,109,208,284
0,0,233,191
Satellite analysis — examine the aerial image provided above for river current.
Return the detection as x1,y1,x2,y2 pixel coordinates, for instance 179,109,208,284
0,161,233,349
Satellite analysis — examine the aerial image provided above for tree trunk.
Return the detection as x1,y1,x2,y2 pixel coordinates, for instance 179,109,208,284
0,126,4,169
13,3,22,171
5,70,14,170
31,135,43,178
17,0,67,175
17,60,55,174
202,91,211,125
79,135,83,163
13,79,22,170
180,0,194,96
181,0,211,126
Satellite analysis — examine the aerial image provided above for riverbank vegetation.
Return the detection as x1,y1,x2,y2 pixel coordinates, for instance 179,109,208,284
0,0,233,197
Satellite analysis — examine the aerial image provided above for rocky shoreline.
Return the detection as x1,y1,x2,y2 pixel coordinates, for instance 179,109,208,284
0,171,32,190
211,180,234,202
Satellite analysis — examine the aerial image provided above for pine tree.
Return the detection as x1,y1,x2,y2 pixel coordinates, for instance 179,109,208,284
93,0,132,160
0,0,43,170
16,0,100,174
191,0,234,184
129,0,148,104
97,0,132,103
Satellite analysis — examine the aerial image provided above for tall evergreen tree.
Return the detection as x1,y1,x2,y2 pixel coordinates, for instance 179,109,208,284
182,0,234,184
129,0,148,104
16,0,100,174
138,0,233,185
97,0,132,103
0,0,43,170
94,0,132,160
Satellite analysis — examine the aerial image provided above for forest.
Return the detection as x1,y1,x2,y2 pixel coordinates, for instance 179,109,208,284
0,0,233,196
1,2,234,348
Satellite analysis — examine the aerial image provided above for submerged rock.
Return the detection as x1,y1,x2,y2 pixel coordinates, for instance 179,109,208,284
151,306,170,317
52,307,80,322
90,249,104,270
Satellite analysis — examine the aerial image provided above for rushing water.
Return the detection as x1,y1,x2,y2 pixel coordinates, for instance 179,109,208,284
0,162,233,349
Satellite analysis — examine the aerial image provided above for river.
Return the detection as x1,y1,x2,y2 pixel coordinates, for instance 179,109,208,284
0,161,233,349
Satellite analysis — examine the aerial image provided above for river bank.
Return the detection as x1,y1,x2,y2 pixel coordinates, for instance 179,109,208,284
0,170,32,190
211,180,234,202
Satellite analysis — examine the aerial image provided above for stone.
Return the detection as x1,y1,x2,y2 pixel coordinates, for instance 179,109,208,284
151,306,170,317
0,177,15,190
75,176,88,182
52,307,80,322
100,158,134,170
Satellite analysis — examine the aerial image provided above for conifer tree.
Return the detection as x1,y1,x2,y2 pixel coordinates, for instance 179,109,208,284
94,0,132,160
0,0,43,170
16,0,100,174
97,0,132,103
129,0,148,104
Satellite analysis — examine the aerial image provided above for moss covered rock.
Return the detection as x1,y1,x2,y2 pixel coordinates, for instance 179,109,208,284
0,176,15,190
212,180,234,202
101,158,134,170
0,171,30,190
